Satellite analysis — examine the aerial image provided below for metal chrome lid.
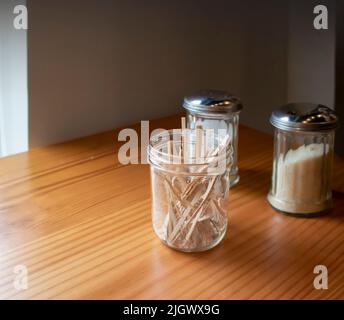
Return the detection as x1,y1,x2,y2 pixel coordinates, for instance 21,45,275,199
183,89,243,114
270,103,339,132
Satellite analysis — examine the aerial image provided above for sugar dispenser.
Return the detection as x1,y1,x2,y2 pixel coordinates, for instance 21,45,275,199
183,90,243,186
268,103,339,216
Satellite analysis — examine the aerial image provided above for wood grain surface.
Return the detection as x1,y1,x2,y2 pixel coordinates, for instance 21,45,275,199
0,114,344,300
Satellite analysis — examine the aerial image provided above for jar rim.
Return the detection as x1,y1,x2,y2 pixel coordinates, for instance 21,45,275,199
148,129,231,176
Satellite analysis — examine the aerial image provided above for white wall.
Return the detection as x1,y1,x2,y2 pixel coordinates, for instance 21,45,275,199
27,0,336,147
239,0,289,133
0,0,28,156
287,0,336,108
28,0,247,147
240,0,336,134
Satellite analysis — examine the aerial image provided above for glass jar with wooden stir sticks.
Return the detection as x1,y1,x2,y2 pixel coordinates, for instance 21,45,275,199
148,127,232,252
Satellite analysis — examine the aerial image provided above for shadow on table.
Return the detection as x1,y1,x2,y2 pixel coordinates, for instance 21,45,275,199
233,167,271,197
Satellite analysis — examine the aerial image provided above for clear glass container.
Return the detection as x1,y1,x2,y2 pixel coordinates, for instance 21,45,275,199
148,129,232,252
268,103,339,216
183,90,243,187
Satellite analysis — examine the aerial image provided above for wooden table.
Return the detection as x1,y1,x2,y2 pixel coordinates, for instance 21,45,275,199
0,114,344,300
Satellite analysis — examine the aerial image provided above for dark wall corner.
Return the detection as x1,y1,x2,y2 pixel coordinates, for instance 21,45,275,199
335,0,344,155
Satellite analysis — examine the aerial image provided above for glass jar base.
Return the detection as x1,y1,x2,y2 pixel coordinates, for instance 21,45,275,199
229,174,240,187
267,194,333,217
157,225,228,253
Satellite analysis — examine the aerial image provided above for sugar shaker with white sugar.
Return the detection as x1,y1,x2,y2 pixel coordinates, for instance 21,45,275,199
183,90,243,187
268,103,339,216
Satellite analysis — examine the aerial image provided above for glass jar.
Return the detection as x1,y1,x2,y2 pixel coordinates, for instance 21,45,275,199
268,103,339,216
148,129,231,252
183,90,243,187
